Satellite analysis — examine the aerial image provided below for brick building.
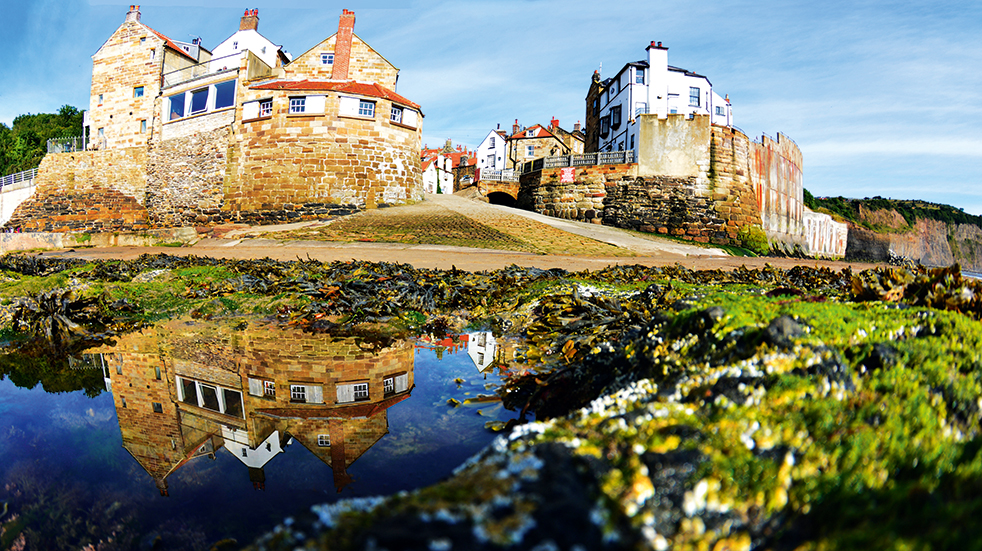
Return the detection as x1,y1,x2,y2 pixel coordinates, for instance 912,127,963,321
8,6,423,232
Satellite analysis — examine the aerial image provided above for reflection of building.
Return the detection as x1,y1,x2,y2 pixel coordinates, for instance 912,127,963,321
464,331,519,373
87,320,414,495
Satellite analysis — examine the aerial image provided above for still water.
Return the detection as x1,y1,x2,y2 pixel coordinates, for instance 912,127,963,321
0,320,516,549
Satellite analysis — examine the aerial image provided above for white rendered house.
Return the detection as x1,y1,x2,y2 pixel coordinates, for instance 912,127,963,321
475,129,507,171
595,41,732,154
210,9,290,71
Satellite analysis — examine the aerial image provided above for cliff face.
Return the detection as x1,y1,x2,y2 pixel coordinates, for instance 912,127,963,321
845,210,982,271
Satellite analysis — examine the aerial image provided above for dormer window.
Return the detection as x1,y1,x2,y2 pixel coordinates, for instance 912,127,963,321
321,52,334,65
526,129,535,138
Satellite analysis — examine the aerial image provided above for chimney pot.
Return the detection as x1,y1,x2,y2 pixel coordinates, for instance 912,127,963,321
240,8,260,31
125,5,141,22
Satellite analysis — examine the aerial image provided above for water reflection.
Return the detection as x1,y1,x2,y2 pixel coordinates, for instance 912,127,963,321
82,319,419,497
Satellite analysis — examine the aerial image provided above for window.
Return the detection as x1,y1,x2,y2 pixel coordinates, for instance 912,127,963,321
611,105,622,129
176,376,244,418
98,127,105,138
636,69,644,84
384,376,395,396
263,380,275,397
526,129,535,138
337,382,370,403
154,366,161,380
353,383,369,402
232,41,238,50
593,98,599,115
358,99,375,117
259,99,272,117
152,402,163,413
489,136,495,148
140,120,147,134
318,434,331,447
168,94,185,119
289,97,306,114
214,80,235,110
291,384,307,402
526,145,534,157
190,88,208,114
133,86,144,98
98,94,103,104
150,48,155,61
140,37,146,44
715,106,724,116
321,52,334,65
390,105,403,123
689,87,700,107
630,135,635,149
487,154,495,168
600,116,610,137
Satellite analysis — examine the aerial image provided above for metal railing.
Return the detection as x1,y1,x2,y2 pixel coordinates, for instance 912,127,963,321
162,52,241,88
526,150,635,173
0,168,38,190
477,168,519,182
47,135,89,154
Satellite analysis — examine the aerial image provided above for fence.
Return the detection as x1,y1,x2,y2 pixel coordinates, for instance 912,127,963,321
0,168,38,190
477,169,519,182
47,135,91,154
162,52,241,88
521,150,635,173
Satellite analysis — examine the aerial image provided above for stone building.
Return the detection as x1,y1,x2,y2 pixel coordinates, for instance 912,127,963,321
8,6,423,232
505,118,585,170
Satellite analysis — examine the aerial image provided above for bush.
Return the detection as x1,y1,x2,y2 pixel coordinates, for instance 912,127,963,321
737,225,769,255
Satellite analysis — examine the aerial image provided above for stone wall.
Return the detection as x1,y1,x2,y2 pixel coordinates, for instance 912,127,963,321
287,35,399,89
147,126,231,226
7,148,149,232
636,114,712,184
750,133,804,248
518,164,627,224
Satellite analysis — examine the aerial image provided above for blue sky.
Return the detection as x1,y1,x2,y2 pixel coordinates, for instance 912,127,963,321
2,0,980,212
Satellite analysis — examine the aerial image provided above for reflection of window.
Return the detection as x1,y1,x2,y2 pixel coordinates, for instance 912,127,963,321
259,99,272,117
169,94,185,119
263,380,275,397
390,105,403,123
358,100,375,117
289,97,306,114
317,434,330,447
383,377,394,396
214,80,235,110
177,376,244,418
353,383,369,401
190,88,208,114
689,87,700,107
291,384,307,402
337,382,370,403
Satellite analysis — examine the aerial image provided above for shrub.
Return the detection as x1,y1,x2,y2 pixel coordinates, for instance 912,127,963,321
737,225,770,255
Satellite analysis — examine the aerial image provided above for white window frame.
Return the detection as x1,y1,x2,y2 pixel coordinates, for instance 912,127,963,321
635,69,644,84
689,87,700,107
353,383,369,402
263,380,276,397
358,99,375,118
317,434,330,447
383,376,394,396
321,52,334,65
526,129,535,138
189,88,209,115
526,145,534,157
291,384,307,402
259,99,272,117
289,97,306,114
176,376,244,418
390,105,403,124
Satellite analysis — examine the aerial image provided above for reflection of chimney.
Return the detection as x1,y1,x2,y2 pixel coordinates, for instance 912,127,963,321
332,9,356,81
125,4,141,22
156,476,168,497
330,420,355,492
240,8,259,31
249,467,266,490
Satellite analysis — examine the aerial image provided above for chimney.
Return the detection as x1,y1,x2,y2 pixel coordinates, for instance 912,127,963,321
512,119,520,135
125,5,140,22
332,9,356,81
550,117,559,130
574,121,581,132
240,8,259,31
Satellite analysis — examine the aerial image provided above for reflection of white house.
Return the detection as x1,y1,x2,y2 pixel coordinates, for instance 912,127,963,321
222,426,289,469
475,129,507,171
595,41,731,154
467,331,497,372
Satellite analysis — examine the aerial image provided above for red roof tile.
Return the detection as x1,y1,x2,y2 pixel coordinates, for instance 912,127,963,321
251,80,420,110
507,124,554,140
143,25,197,61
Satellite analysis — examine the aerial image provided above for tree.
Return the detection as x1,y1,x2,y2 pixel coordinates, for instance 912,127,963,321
0,105,84,176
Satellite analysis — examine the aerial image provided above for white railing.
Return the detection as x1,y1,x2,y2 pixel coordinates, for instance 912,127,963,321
538,150,635,171
0,168,38,190
477,168,519,182
162,52,241,88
